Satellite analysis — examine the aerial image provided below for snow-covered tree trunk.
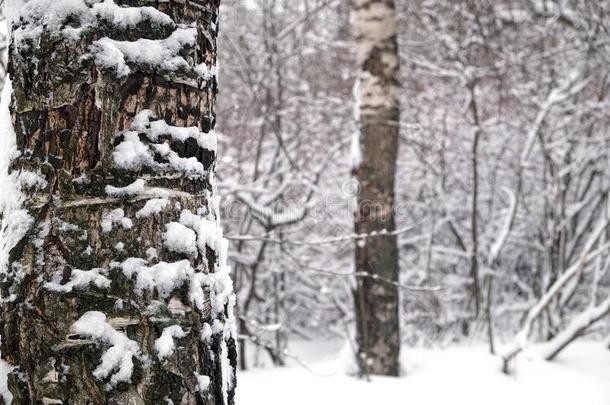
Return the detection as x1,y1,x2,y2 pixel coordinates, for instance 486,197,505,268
0,0,236,403
351,0,401,376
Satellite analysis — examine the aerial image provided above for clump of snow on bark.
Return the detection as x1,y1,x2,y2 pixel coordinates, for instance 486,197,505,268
208,240,234,315
92,38,132,77
199,130,218,152
112,131,156,170
18,170,47,191
145,247,158,260
211,319,225,335
200,322,213,342
101,208,133,233
105,179,146,197
70,311,140,389
136,198,169,218
117,258,192,298
187,272,206,312
194,217,223,256
194,62,213,80
12,0,88,46
91,27,197,77
130,109,217,151
92,0,173,28
177,209,203,229
54,218,80,233
178,210,222,259
153,143,204,175
112,132,203,175
116,254,227,315
154,325,186,360
112,111,215,175
45,268,111,292
163,222,197,257
178,209,234,316
196,373,210,392
131,110,155,130
12,0,174,48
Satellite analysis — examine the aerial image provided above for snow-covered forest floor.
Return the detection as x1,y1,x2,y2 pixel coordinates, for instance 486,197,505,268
237,340,610,405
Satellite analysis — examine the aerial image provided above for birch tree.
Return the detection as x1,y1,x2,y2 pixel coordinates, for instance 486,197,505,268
0,0,236,403
351,0,401,376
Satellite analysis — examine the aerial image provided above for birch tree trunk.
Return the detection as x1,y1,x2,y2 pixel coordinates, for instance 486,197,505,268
0,0,236,403
351,0,401,377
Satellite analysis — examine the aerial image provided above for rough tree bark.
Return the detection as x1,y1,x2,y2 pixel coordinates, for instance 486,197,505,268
351,0,401,377
0,0,236,403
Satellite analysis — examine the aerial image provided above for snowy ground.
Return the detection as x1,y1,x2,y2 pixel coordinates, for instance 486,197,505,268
237,340,610,405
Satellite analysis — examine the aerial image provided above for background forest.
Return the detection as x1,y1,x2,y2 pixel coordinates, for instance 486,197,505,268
216,0,610,365
0,0,609,403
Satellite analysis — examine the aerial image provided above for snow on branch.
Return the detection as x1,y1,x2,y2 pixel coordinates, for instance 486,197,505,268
235,191,310,228
541,296,610,361
520,71,591,165
226,222,424,246
501,200,610,372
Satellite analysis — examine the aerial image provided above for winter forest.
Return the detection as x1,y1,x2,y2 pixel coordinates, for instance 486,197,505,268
0,0,609,403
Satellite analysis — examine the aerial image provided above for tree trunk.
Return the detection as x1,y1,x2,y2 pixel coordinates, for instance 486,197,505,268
351,0,401,377
0,0,236,403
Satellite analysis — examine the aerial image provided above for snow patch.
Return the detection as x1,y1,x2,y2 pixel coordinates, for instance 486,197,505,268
237,342,610,405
